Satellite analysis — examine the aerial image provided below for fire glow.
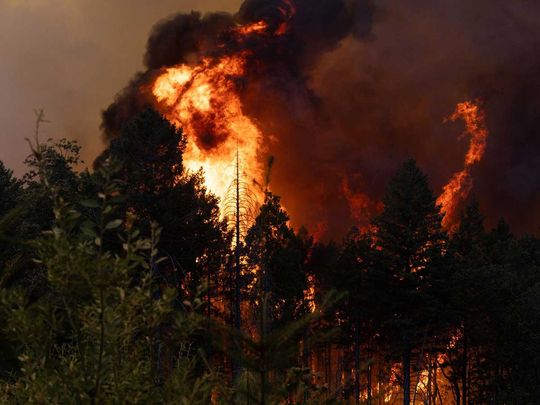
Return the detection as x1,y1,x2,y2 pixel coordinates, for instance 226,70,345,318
152,52,265,212
438,100,489,230
150,14,296,217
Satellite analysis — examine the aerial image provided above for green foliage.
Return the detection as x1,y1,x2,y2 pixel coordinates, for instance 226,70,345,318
0,146,217,403
0,161,22,216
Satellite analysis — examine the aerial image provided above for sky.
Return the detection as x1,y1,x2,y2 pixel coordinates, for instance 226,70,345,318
0,0,241,174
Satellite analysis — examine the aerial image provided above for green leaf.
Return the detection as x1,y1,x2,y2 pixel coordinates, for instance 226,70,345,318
81,221,97,237
105,219,123,230
80,199,100,208
118,288,126,302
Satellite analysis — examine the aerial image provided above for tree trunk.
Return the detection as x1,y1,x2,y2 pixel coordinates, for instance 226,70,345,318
326,344,332,387
260,296,268,405
427,355,432,405
354,317,361,405
403,346,411,405
368,338,373,405
462,328,468,405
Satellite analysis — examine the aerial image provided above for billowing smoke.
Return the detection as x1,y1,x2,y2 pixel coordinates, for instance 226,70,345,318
101,0,540,238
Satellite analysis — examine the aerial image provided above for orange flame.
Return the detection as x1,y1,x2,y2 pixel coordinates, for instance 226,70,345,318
438,100,489,230
342,175,383,233
152,53,265,215
151,6,299,219
234,20,269,36
149,1,301,221
342,176,371,224
276,0,297,35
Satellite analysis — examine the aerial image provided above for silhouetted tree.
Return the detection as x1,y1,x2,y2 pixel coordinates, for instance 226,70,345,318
439,199,487,405
327,228,378,403
96,109,228,305
245,192,309,328
374,159,446,405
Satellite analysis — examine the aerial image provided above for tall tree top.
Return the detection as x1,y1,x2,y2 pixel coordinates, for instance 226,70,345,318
0,161,21,214
375,159,445,273
96,109,186,194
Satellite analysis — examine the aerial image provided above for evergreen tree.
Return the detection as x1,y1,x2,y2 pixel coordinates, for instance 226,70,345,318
328,228,378,404
0,161,23,378
439,199,487,405
374,159,446,405
0,161,22,216
245,192,309,327
0,161,23,278
1,110,540,403
96,109,228,305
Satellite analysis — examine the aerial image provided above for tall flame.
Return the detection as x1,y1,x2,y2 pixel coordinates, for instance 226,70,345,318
150,13,299,217
438,100,489,230
152,52,265,213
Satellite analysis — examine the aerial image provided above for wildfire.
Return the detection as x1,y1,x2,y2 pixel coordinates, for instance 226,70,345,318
151,4,484,239
234,21,269,36
151,4,299,220
438,100,489,230
342,175,383,232
152,53,265,214
342,176,371,225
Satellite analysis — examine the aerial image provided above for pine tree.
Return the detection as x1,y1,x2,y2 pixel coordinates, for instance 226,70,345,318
0,161,22,216
330,228,377,404
0,161,23,378
96,108,228,305
448,199,486,405
431,199,488,405
0,161,23,277
374,159,446,405
245,192,309,327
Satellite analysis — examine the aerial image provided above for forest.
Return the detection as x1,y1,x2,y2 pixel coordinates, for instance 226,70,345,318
0,109,538,404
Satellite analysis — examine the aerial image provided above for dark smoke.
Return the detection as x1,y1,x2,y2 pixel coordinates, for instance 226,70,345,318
101,11,236,139
144,12,234,69
101,0,540,238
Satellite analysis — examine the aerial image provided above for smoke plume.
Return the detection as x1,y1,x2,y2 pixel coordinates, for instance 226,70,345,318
102,0,540,238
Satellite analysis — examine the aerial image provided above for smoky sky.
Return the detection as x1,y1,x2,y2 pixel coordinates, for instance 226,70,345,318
0,0,242,175
3,0,539,237
306,0,540,236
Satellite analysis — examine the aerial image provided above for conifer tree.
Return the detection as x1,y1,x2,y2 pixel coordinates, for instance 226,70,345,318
374,159,446,405
326,227,378,404
443,199,486,405
0,161,23,377
96,109,228,306
245,192,309,327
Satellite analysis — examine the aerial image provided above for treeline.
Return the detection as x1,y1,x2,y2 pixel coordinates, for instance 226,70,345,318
0,110,538,404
